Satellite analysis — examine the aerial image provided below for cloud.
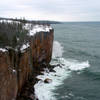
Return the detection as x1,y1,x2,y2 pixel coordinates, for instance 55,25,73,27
0,0,100,21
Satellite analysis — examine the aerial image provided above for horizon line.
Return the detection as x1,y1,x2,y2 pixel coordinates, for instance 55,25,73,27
0,17,100,23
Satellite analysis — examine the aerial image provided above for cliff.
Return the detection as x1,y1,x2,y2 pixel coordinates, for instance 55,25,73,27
0,20,54,100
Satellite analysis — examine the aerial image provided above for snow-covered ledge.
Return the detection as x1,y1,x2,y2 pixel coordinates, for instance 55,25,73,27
24,24,52,36
0,48,7,52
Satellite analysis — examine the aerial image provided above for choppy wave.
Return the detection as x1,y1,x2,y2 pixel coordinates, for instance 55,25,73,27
34,41,90,100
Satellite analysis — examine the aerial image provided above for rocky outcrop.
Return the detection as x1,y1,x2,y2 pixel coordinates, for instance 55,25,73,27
44,78,52,83
0,26,54,100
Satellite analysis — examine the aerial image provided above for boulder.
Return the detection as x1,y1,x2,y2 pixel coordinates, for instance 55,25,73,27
44,78,52,83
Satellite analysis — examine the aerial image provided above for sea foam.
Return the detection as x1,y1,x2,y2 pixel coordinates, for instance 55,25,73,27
34,41,90,100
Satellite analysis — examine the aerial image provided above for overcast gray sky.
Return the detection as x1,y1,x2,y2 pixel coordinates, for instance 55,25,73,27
0,0,100,21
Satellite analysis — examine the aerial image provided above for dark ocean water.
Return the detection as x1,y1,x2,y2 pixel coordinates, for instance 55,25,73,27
51,22,100,100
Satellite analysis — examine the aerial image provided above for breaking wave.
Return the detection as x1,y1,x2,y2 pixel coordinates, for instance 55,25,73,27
34,41,90,100
52,41,64,58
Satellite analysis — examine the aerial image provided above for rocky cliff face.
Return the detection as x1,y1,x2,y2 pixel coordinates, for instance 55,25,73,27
0,22,54,100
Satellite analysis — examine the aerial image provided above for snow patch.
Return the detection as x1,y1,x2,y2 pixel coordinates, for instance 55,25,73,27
12,69,17,74
0,48,7,52
20,43,29,52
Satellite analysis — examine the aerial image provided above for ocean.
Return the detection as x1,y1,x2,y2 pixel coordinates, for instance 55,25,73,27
34,22,100,100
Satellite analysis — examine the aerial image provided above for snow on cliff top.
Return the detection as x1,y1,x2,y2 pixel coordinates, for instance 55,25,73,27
0,21,52,52
0,48,7,52
20,24,52,52
24,24,52,36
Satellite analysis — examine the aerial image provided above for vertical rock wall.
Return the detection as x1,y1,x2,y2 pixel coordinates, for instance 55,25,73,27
0,29,54,100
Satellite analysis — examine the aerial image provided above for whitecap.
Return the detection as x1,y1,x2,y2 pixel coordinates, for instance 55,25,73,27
34,58,90,100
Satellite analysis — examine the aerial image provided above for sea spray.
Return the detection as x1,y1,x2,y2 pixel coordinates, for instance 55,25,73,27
52,41,64,58
34,41,90,100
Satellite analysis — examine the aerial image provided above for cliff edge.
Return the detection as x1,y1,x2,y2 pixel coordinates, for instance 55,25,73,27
0,19,54,100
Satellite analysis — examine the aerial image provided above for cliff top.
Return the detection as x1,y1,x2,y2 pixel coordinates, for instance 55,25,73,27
0,19,52,52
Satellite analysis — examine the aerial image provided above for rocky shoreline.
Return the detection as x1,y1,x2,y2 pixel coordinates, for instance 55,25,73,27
17,64,56,100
